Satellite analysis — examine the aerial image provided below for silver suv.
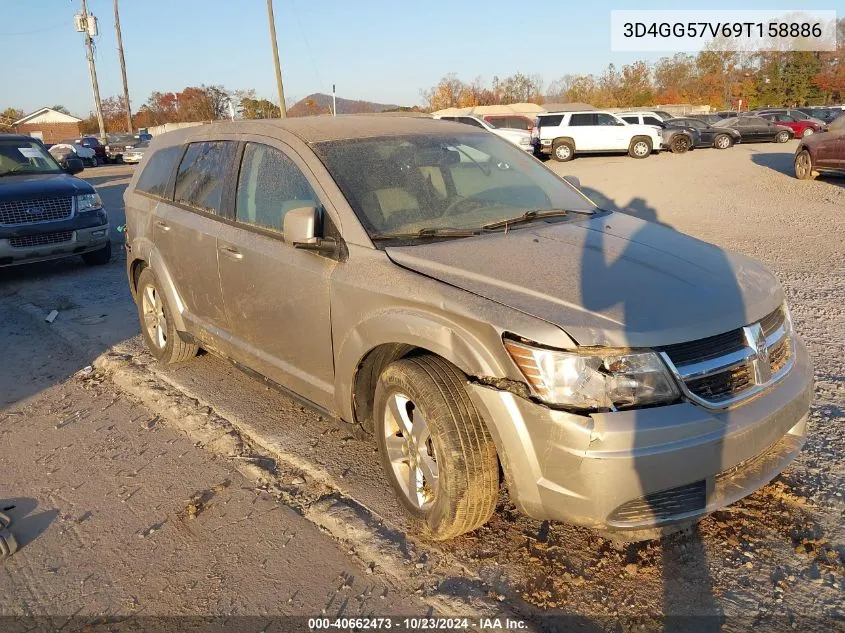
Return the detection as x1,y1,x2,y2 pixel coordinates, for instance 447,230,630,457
123,117,812,541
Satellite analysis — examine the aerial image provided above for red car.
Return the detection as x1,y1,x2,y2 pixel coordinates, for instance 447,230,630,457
759,113,823,138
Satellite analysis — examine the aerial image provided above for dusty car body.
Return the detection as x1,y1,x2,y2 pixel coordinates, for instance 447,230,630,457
794,115,845,179
123,117,812,540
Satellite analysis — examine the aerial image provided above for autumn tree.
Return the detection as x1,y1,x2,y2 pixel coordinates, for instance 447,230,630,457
421,74,466,110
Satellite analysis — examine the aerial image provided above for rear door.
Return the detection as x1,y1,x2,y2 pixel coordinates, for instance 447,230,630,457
143,141,236,337
216,140,337,409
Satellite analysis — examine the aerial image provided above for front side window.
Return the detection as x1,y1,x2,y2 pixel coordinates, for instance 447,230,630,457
174,141,237,214
597,113,621,126
313,133,594,240
0,138,63,176
235,143,318,234
456,117,485,128
643,116,662,126
136,145,184,198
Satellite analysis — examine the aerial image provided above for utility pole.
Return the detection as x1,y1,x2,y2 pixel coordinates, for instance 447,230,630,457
266,0,287,118
113,0,133,132
79,0,107,140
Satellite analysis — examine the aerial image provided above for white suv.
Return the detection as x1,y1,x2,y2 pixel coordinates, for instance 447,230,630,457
433,115,533,152
532,111,661,161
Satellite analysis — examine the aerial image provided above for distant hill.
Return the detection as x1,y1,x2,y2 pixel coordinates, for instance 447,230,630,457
288,93,403,117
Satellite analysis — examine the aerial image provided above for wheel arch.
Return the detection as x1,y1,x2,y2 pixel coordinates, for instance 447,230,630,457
129,248,188,332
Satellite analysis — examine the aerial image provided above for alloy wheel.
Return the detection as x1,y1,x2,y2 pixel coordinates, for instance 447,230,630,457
141,285,167,349
382,393,439,510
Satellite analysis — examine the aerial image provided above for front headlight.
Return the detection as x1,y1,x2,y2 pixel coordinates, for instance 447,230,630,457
519,137,531,145
504,339,680,410
76,192,103,212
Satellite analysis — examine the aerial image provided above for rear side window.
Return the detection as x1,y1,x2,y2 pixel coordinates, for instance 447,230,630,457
621,116,638,124
537,115,563,127
456,117,484,128
570,113,597,126
174,141,238,214
235,143,318,234
643,116,662,126
135,145,184,199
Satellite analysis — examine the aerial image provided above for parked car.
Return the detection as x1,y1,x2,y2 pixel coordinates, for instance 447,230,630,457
758,113,822,138
755,108,826,128
0,134,111,268
714,111,741,119
796,107,841,125
54,140,97,166
122,141,149,164
665,117,742,149
794,115,845,180
714,116,794,143
482,115,534,131
72,136,108,164
618,112,700,153
532,111,662,161
432,115,532,151
123,117,812,541
689,114,727,126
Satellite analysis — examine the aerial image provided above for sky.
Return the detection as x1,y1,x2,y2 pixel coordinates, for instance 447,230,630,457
1,0,841,117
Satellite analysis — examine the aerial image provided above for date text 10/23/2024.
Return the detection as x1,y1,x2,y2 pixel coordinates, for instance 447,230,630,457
308,617,527,630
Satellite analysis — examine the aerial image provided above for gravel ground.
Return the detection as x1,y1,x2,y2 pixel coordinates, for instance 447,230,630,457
1,143,843,631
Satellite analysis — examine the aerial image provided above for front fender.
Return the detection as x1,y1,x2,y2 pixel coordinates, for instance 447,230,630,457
334,308,510,424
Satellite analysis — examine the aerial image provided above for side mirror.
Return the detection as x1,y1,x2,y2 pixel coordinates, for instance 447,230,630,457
64,157,84,175
563,175,581,189
284,205,336,253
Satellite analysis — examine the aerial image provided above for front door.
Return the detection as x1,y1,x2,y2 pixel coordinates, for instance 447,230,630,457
216,140,337,409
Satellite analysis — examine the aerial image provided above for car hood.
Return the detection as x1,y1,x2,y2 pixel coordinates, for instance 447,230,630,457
494,129,530,140
385,212,782,348
0,173,93,201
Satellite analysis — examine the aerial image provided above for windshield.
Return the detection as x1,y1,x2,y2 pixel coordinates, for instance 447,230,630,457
0,139,63,176
313,133,594,239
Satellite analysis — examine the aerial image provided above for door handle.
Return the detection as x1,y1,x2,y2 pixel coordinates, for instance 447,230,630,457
154,220,170,231
219,244,243,260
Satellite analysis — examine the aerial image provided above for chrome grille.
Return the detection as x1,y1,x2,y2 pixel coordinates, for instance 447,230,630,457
659,306,794,408
9,231,74,248
608,480,706,525
0,197,73,226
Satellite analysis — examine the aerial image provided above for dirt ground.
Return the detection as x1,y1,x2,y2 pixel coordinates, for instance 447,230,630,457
1,143,843,632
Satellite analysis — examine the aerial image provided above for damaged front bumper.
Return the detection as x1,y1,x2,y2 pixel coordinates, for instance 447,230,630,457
468,337,812,534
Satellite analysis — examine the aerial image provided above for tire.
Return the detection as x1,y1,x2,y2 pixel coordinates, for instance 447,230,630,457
775,131,790,143
374,355,499,540
552,139,574,162
81,240,112,266
794,149,815,180
802,128,815,138
628,136,652,159
714,134,733,149
670,134,691,154
135,268,199,364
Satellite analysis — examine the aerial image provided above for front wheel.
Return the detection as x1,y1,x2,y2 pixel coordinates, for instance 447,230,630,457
374,355,499,540
802,128,815,138
629,137,652,159
670,135,691,154
794,149,815,180
714,134,733,149
136,268,199,364
775,131,791,143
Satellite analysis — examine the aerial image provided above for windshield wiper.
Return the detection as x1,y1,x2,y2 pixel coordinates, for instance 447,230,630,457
371,227,481,241
482,209,573,230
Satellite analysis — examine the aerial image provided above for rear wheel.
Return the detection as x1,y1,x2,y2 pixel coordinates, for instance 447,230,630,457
552,139,574,162
714,134,732,149
629,136,652,159
794,150,815,180
775,130,791,143
136,268,199,364
374,355,499,540
81,240,112,266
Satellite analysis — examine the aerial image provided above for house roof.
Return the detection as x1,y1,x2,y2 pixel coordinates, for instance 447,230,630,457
14,107,83,125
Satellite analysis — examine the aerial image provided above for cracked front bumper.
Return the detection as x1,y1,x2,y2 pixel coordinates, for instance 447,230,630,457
468,337,812,533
